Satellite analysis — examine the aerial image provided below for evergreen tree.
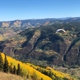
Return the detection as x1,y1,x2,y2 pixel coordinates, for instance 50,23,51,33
9,63,13,73
17,63,21,75
41,78,43,80
0,53,3,71
13,65,16,74
3,54,9,73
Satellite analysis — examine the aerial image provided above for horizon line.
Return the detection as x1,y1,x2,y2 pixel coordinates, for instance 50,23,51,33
0,16,80,22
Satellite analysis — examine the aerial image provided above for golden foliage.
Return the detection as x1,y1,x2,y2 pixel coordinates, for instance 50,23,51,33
27,63,75,80
1,53,52,80
0,53,75,80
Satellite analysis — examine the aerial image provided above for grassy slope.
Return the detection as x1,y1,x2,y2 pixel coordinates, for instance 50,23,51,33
1,53,52,80
0,72,24,80
1,53,74,80
27,63,75,80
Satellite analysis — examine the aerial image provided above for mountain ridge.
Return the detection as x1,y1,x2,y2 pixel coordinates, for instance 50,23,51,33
0,17,80,41
0,17,80,66
0,20,80,66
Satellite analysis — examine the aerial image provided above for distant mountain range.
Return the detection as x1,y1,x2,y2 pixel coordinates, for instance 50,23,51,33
0,17,80,28
0,17,80,67
0,17,80,80
0,17,80,41
0,17,80,66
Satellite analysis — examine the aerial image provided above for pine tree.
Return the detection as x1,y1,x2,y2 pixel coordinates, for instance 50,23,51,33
13,65,16,74
41,78,43,80
3,54,9,73
17,63,21,75
9,63,13,73
0,53,3,71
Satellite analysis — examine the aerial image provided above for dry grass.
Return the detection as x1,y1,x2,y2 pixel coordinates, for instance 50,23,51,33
0,72,24,80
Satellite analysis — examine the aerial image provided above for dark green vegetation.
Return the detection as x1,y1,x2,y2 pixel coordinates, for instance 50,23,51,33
0,53,3,71
0,53,22,76
0,17,80,79
0,17,80,67
0,53,74,80
3,54,9,72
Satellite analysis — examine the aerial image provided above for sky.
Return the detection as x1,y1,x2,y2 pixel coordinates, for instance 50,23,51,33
0,0,80,21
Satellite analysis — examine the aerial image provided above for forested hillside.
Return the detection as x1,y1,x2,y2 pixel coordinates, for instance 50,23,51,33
0,53,74,80
0,20,80,66
0,17,80,80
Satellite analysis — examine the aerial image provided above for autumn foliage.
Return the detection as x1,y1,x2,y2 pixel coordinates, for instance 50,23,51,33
0,53,75,80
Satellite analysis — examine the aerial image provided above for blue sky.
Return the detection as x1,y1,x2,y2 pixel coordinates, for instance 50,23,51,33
0,0,80,21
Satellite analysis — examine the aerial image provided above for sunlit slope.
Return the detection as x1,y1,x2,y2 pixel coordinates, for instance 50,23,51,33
27,63,75,80
1,53,52,80
1,53,74,80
